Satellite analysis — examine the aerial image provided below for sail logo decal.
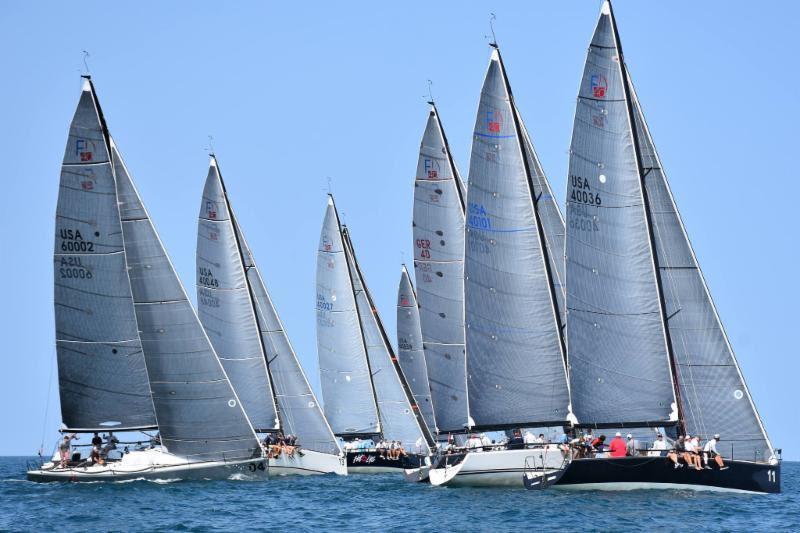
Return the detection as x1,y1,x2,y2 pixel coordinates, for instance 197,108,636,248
424,158,440,179
322,235,333,252
205,201,218,220
351,454,376,464
486,109,503,133
400,294,410,306
591,74,607,98
75,139,96,162
79,168,96,190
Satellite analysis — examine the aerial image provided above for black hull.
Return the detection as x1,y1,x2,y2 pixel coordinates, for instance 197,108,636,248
556,456,780,494
346,451,424,472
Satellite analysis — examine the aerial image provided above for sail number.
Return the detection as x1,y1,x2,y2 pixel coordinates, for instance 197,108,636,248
59,256,92,279
768,470,777,483
247,461,266,472
416,239,431,259
570,175,602,206
569,204,599,233
467,202,491,230
198,266,219,288
59,229,95,252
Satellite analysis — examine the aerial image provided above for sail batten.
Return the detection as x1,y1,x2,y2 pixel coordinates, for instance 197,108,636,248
412,104,469,434
464,48,570,429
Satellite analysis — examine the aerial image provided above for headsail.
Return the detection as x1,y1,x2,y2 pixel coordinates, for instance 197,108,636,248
196,157,279,432
565,1,678,427
464,47,570,430
343,227,433,453
53,78,156,432
628,69,774,460
113,139,260,462
396,265,437,435
412,103,470,433
316,197,381,436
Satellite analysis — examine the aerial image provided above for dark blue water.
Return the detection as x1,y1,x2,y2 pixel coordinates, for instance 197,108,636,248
1,458,798,531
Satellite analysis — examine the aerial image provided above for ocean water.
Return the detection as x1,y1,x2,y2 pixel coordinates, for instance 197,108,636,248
1,457,798,531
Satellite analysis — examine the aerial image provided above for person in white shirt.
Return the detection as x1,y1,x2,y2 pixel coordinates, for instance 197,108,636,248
703,434,728,470
479,433,492,449
684,434,702,470
523,431,536,446
649,433,669,457
466,433,483,451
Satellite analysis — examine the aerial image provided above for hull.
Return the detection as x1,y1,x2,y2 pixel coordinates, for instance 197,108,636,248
403,465,431,483
429,445,566,487
269,450,347,476
346,451,426,474
555,456,781,494
27,449,268,482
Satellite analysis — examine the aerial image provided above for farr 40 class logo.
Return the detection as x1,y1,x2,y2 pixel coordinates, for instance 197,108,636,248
322,235,333,252
486,109,503,133
75,139,96,162
400,293,410,306
591,74,607,98
205,201,218,220
423,158,440,179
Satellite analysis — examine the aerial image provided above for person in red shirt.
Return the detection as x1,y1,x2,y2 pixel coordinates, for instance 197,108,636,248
608,432,627,458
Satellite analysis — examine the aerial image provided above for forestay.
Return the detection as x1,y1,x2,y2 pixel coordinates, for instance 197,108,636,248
396,265,437,435
233,205,341,456
53,78,156,432
316,197,380,436
565,2,677,427
113,141,261,462
412,104,470,433
196,158,278,432
628,69,774,461
464,48,570,429
343,229,431,454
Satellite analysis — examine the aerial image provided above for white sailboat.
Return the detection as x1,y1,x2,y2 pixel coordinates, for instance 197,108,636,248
196,156,346,476
29,77,267,482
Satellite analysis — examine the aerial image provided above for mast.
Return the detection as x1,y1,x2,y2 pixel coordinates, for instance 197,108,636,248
213,155,281,432
606,0,685,433
494,46,569,384
326,196,381,438
342,227,436,449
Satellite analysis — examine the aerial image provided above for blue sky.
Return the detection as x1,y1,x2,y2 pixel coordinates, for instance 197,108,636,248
1,1,797,458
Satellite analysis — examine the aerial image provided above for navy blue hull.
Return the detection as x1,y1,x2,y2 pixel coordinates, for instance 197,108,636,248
346,451,424,471
555,456,780,494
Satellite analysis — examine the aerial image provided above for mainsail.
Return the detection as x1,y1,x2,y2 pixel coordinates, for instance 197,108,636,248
565,1,678,428
464,47,570,430
112,137,260,461
397,265,437,436
628,70,774,460
53,78,156,432
342,227,434,453
412,103,470,433
316,197,381,436
196,157,278,432
198,157,341,455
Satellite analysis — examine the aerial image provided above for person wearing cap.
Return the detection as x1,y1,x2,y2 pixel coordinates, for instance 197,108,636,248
671,436,686,468
609,432,627,458
649,432,668,457
703,434,729,470
683,433,702,470
625,434,638,457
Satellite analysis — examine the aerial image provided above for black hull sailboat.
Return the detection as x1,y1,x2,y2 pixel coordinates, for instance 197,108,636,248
346,451,427,474
555,457,780,494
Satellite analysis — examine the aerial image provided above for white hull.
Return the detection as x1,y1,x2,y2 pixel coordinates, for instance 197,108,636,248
269,450,347,476
27,448,268,482
403,465,431,483
429,446,566,487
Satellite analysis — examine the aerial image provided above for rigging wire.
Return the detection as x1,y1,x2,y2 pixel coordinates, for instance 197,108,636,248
39,346,56,457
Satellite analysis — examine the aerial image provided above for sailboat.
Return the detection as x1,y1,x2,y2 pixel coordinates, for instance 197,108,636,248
316,196,436,472
196,156,346,476
429,44,572,487
397,264,436,481
411,103,471,440
28,77,267,482
555,1,780,494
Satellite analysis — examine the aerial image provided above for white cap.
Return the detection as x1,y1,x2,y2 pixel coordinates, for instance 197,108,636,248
626,434,633,439
615,432,621,437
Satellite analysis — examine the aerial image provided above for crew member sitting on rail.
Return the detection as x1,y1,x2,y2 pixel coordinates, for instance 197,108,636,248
608,432,627,458
507,429,525,450
703,434,728,470
591,434,607,458
101,432,119,458
648,432,668,457
466,433,483,451
683,434,702,470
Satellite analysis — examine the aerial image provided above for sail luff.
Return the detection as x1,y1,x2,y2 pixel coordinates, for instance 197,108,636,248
607,1,683,429
565,1,678,427
113,140,262,462
54,77,158,432
196,156,280,432
342,228,434,451
626,67,774,459
412,104,470,434
316,196,381,436
464,47,571,429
